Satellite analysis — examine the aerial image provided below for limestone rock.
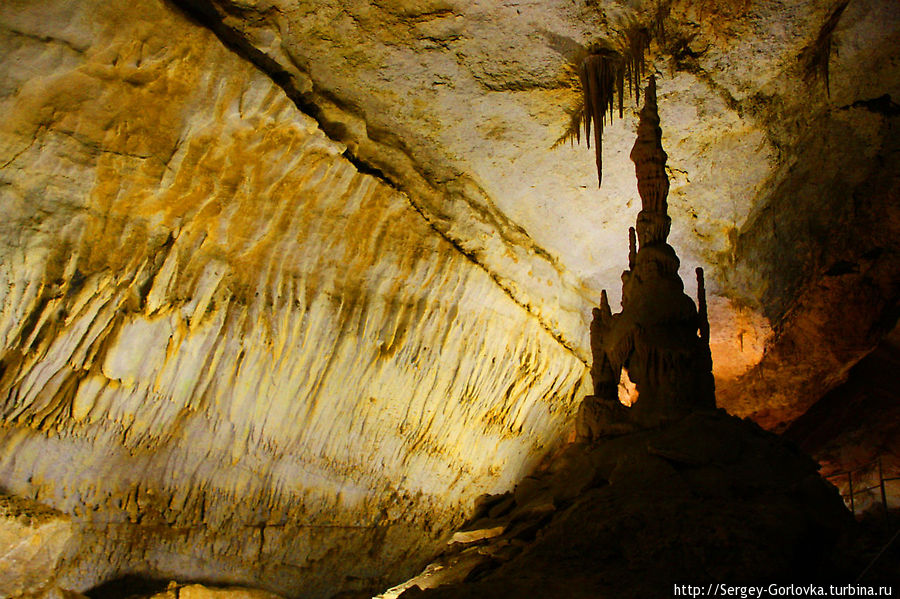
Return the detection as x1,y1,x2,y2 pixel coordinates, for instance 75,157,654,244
0,0,898,597
29,588,88,599
383,411,863,598
0,0,584,595
168,0,900,428
0,494,74,598
575,394,636,440
448,525,505,545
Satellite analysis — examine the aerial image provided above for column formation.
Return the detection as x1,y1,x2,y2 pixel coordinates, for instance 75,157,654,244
578,76,716,440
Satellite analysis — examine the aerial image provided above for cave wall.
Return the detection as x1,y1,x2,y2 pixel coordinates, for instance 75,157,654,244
786,324,900,513
162,0,900,427
0,1,585,594
1,0,899,596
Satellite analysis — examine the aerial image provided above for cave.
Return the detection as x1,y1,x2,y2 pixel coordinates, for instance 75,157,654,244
1,0,899,598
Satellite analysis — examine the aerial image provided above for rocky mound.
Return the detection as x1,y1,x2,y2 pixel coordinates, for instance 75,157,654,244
388,410,864,598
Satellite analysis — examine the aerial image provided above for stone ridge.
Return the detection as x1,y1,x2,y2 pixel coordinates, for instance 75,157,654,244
168,0,593,364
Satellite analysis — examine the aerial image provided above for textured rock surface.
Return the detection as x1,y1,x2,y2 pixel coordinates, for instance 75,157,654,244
380,411,862,598
0,0,584,595
0,0,899,597
144,583,284,599
0,494,74,598
170,0,900,425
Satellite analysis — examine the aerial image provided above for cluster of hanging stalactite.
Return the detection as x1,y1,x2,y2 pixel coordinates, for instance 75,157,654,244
564,24,651,187
566,0,847,186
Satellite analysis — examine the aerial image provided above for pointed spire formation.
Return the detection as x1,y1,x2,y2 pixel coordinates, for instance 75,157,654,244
578,75,717,441
630,77,669,214
630,76,672,249
599,289,611,319
628,227,637,270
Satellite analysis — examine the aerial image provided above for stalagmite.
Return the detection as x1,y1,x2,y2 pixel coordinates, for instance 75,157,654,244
577,75,716,439
630,77,672,248
697,267,710,344
628,227,637,270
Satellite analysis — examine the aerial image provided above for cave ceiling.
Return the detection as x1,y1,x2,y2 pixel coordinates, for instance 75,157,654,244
170,0,900,424
0,0,898,596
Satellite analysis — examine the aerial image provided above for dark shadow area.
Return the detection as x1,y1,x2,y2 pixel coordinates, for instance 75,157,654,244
84,575,171,599
786,323,900,515
786,324,900,466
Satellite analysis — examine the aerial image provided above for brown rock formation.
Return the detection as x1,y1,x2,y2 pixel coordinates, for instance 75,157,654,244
579,76,716,437
383,411,862,598
630,77,672,246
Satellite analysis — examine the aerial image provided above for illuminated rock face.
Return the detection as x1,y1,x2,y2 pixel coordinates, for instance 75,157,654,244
0,1,585,595
0,494,74,598
167,0,900,427
148,584,284,599
0,0,898,596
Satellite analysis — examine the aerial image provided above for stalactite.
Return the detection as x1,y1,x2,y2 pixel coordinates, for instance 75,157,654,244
575,25,651,187
622,24,650,107
654,0,671,44
800,0,850,97
579,49,621,187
